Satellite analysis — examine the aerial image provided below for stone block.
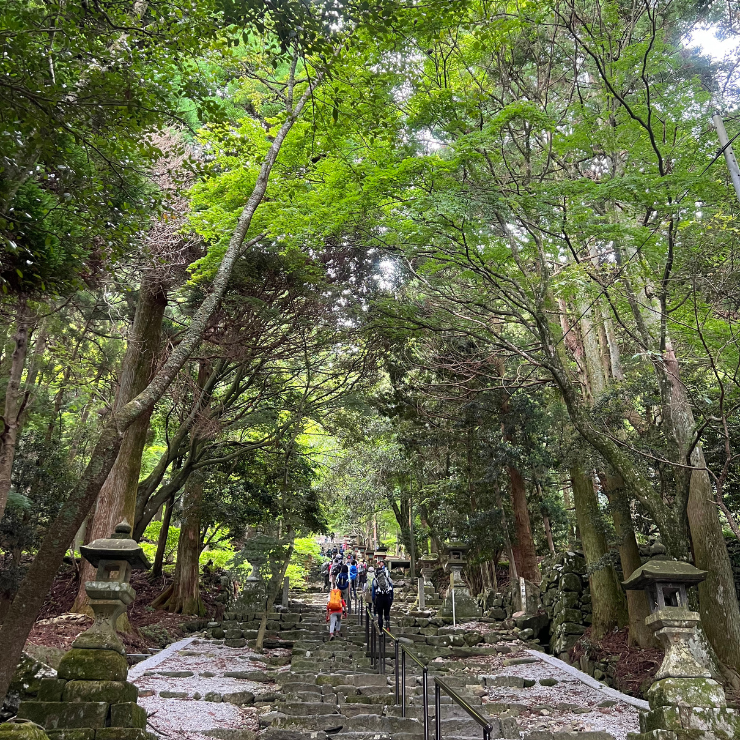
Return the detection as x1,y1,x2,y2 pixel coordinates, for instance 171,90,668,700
647,678,726,709
223,630,243,640
63,682,137,705
223,639,247,648
110,704,147,729
562,623,586,636
204,693,222,702
553,609,583,627
223,692,255,706
0,723,51,740
95,729,153,740
57,651,128,682
17,701,109,729
38,679,67,702
159,691,188,699
46,731,95,740
559,574,583,593
201,731,256,740
211,628,225,639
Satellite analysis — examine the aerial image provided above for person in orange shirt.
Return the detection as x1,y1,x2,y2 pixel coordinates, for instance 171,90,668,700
326,587,347,640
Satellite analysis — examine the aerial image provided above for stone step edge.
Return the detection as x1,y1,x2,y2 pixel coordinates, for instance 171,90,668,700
128,636,198,680
524,650,648,710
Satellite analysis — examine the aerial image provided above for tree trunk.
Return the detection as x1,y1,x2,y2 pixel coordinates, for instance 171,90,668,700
0,297,31,522
600,472,656,648
255,540,294,649
151,494,175,579
0,67,323,699
508,464,540,583
543,515,556,555
570,466,627,638
153,474,204,615
71,278,167,621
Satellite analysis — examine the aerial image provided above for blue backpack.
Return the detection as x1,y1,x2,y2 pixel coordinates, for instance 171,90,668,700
337,572,349,590
349,564,358,580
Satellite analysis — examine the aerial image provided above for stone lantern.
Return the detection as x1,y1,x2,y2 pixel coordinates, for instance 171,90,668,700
74,520,150,655
419,553,438,588
244,526,271,583
624,560,740,740
439,533,480,619
17,522,152,740
374,544,388,566
622,560,709,680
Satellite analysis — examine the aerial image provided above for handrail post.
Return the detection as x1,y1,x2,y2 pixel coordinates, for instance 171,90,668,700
370,621,375,667
380,630,385,675
394,639,400,705
434,681,441,740
365,607,369,647
422,667,428,740
401,649,406,717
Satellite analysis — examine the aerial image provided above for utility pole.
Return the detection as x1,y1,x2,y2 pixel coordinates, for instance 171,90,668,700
712,113,740,205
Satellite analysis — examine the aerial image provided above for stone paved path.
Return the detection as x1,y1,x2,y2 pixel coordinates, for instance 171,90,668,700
130,594,640,740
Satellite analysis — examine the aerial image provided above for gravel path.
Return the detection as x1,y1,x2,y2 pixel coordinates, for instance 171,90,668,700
476,650,640,740
132,639,285,740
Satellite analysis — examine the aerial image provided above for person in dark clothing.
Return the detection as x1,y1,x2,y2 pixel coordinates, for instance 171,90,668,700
371,561,394,629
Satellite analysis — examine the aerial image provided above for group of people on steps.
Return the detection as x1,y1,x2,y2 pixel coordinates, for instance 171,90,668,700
322,545,394,640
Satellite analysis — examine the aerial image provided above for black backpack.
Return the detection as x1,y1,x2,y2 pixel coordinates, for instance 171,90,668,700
337,572,349,590
375,570,391,594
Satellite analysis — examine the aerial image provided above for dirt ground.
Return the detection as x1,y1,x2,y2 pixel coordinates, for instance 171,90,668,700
26,563,227,654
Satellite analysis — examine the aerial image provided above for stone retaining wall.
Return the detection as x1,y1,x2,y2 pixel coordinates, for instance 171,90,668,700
539,552,592,660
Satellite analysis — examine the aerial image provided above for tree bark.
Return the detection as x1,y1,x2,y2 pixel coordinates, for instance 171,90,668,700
71,277,167,621
255,539,294,649
0,66,322,699
508,464,540,583
570,466,627,638
543,515,556,555
153,473,205,615
151,494,175,579
0,297,32,521
600,472,656,648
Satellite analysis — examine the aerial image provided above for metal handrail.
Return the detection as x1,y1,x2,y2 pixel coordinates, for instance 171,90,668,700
377,627,429,740
434,677,493,740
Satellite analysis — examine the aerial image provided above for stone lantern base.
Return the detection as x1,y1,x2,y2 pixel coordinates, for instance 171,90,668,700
438,566,481,619
629,676,740,740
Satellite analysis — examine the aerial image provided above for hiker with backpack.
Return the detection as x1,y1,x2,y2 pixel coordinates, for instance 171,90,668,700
363,566,375,615
358,558,368,589
336,563,351,613
320,557,331,591
349,559,358,600
371,560,394,629
326,586,347,640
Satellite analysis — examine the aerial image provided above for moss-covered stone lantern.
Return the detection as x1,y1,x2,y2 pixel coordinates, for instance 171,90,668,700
624,560,740,740
622,560,709,680
16,522,153,740
73,521,150,655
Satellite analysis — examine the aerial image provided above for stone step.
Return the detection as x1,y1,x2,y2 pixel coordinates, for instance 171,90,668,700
275,702,340,716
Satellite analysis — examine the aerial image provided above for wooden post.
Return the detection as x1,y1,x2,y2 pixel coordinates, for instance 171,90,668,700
418,577,425,609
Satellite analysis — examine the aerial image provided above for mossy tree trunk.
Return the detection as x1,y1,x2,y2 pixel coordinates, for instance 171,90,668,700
153,473,205,615
570,465,628,638
600,472,656,648
255,539,294,649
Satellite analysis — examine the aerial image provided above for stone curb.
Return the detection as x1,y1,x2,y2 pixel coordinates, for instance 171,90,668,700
128,637,198,680
525,650,649,710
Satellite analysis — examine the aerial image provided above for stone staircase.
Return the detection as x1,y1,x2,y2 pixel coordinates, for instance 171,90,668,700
261,605,501,740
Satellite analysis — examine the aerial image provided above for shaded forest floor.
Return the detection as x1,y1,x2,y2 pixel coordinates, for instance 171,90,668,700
26,562,223,654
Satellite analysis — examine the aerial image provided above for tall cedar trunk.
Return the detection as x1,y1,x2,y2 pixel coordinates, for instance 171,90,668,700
0,69,322,699
570,466,627,638
0,297,31,522
508,464,540,583
153,474,205,615
71,278,167,621
151,494,175,579
601,473,656,648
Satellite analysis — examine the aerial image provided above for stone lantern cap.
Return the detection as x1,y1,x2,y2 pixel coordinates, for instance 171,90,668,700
80,521,150,571
444,532,470,562
622,560,707,591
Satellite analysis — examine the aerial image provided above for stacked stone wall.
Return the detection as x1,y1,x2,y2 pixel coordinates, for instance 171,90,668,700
539,552,592,659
